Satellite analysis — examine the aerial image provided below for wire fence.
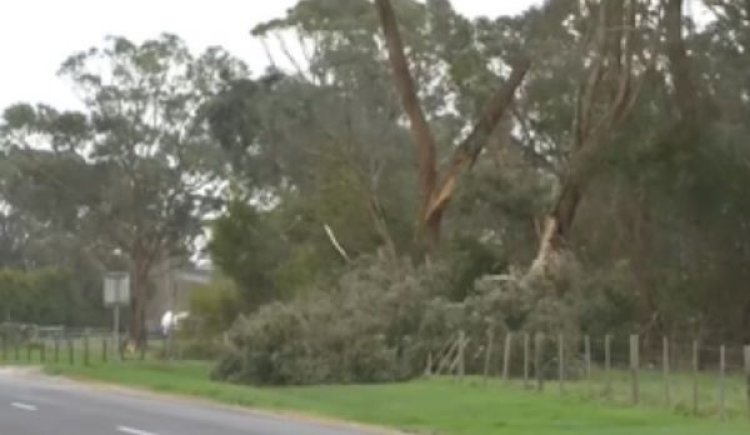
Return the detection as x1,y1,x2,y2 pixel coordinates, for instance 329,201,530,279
0,323,180,364
426,331,750,421
2,322,749,422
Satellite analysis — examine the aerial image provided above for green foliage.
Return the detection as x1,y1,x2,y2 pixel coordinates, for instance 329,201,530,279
0,34,247,342
186,278,243,336
209,201,285,307
213,257,445,385
212,251,595,385
5,0,750,375
576,261,639,337
0,268,104,327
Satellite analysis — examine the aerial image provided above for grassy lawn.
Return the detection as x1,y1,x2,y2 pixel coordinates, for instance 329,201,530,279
37,361,750,435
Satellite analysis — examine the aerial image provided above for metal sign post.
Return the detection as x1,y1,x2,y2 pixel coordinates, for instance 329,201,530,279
104,272,130,360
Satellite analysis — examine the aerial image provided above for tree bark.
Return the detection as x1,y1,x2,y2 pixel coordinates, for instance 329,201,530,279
664,0,697,123
375,0,529,255
424,62,531,223
743,301,750,345
630,191,657,337
374,0,438,251
128,248,151,349
367,194,398,261
526,0,641,283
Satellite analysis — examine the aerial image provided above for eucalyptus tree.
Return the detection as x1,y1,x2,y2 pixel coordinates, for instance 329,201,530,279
0,34,243,346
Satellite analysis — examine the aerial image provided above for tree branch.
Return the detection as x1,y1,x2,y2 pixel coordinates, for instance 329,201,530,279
664,0,697,122
375,0,438,219
425,61,530,220
323,224,351,263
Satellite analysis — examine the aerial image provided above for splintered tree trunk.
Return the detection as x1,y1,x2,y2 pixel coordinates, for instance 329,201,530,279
526,0,642,284
424,210,443,254
375,0,528,256
527,182,581,281
528,217,563,280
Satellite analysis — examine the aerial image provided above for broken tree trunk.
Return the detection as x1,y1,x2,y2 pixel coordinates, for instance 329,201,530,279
375,0,529,255
525,0,644,284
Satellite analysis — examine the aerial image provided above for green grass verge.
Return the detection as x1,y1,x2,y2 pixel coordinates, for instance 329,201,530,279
38,361,750,435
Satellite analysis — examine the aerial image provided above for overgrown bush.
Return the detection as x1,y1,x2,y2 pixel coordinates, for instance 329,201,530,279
185,278,243,336
175,278,244,360
213,256,458,385
0,268,103,327
212,245,641,385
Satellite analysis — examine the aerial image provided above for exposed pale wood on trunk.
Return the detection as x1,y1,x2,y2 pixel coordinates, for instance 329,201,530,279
375,0,529,254
424,63,531,222
528,0,644,282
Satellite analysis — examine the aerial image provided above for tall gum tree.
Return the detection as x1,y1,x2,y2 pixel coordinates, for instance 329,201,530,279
0,34,241,347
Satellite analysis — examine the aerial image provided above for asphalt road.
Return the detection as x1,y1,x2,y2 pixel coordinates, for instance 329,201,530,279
0,369,389,435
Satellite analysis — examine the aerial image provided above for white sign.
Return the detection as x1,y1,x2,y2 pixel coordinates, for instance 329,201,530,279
104,272,130,307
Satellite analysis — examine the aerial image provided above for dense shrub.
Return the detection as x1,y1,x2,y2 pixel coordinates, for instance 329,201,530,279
0,268,105,327
185,278,243,336
174,278,244,361
213,257,454,385
212,249,639,385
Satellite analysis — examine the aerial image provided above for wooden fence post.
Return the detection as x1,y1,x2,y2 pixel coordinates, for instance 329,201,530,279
523,333,530,389
67,338,74,365
102,338,108,364
719,345,726,422
437,336,459,375
458,330,466,380
743,345,750,419
54,337,59,363
84,332,90,366
558,333,565,394
502,332,512,381
535,333,545,392
483,326,495,383
584,335,591,386
663,336,670,406
630,334,640,405
605,334,612,398
693,340,700,415
447,334,468,377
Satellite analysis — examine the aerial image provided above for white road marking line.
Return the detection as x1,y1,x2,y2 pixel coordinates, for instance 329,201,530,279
11,402,37,412
116,426,159,435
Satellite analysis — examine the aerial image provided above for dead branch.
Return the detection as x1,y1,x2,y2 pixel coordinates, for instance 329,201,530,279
323,223,351,263
425,62,531,221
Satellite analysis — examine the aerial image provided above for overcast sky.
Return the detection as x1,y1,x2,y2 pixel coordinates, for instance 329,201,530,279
0,0,541,112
